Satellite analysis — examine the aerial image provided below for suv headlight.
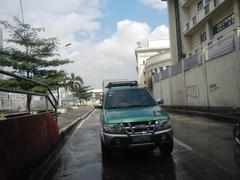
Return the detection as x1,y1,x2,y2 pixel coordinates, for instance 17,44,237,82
103,124,125,134
155,119,171,131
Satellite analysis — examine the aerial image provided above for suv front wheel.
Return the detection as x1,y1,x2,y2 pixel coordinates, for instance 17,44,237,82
101,140,111,160
159,139,174,156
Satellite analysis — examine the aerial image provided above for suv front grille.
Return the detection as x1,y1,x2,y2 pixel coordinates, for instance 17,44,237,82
122,121,155,135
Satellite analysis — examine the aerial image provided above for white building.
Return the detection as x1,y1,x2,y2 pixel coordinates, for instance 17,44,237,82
135,40,171,88
163,0,240,65
150,0,240,110
144,49,171,89
87,89,103,105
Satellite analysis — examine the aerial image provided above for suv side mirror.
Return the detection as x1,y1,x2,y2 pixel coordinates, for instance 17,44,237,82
157,99,164,105
94,104,103,109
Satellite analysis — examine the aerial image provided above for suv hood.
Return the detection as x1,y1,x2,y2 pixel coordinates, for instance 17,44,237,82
103,106,169,124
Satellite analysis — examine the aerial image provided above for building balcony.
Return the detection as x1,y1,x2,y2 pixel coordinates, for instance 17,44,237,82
181,0,194,8
183,0,226,36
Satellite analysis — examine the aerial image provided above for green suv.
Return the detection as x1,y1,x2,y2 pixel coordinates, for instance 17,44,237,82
98,81,173,158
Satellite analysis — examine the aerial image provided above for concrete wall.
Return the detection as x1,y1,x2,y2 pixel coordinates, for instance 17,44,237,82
206,52,240,107
152,80,161,100
160,78,171,105
0,112,59,180
185,65,208,107
170,73,186,106
152,51,240,110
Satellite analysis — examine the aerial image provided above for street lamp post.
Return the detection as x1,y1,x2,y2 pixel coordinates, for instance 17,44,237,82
57,43,72,107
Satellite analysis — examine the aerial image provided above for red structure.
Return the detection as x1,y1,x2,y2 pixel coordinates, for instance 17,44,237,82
0,112,59,179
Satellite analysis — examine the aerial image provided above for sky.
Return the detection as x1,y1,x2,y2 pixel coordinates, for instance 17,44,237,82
0,0,169,88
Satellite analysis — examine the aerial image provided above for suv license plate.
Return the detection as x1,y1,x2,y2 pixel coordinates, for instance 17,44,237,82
132,135,151,143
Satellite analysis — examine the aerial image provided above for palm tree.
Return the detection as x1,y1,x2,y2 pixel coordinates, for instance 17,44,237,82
73,85,93,105
65,73,83,92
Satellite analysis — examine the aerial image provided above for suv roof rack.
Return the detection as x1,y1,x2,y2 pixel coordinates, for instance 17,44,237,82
106,81,138,89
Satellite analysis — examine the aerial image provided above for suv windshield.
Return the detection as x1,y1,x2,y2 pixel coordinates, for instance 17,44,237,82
104,88,157,109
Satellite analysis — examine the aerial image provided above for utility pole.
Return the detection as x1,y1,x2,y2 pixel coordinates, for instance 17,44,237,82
0,28,2,49
20,0,24,24
0,28,3,80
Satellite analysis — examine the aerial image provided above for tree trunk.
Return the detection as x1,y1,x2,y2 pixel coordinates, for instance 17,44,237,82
26,94,32,111
26,69,31,111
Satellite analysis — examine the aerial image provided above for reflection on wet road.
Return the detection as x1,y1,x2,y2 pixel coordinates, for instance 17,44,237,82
40,110,240,180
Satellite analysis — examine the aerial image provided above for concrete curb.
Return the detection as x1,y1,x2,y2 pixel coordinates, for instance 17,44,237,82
167,108,240,123
59,107,95,138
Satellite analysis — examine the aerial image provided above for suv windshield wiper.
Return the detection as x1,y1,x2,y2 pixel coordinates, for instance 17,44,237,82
125,104,154,108
105,106,125,109
105,104,154,109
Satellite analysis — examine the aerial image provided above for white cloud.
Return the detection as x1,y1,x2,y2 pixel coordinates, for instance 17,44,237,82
60,20,169,88
139,0,167,10
0,0,169,88
150,25,169,39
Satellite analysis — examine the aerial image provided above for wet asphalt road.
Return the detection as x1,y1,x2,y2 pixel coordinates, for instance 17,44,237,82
39,110,240,180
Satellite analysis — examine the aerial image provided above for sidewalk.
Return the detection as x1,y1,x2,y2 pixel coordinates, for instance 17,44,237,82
167,108,240,123
57,106,94,132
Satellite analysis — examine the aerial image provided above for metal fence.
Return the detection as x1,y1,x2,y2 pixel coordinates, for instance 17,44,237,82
160,68,170,80
0,69,58,122
151,28,237,86
153,73,160,82
208,32,235,60
184,51,203,70
170,62,182,76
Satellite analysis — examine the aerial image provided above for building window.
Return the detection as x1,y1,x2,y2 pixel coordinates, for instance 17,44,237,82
217,35,223,40
159,67,163,72
200,32,207,43
151,70,155,75
205,4,209,15
197,0,203,11
212,13,235,35
193,16,197,25
186,22,190,30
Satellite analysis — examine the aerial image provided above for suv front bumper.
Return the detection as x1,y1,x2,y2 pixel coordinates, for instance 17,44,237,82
100,128,173,148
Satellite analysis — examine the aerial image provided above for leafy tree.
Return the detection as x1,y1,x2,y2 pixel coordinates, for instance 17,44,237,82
0,17,72,110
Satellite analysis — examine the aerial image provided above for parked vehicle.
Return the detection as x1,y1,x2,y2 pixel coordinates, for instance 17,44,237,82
96,81,173,159
233,119,240,145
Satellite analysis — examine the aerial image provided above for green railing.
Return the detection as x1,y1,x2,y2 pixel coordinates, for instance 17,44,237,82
0,69,58,123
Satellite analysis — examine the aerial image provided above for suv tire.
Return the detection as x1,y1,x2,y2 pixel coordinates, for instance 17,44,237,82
101,140,111,160
159,139,174,156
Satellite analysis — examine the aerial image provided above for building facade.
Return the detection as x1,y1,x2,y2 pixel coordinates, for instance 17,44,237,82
164,0,240,64
88,89,103,105
135,40,171,87
150,0,240,110
144,49,171,89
